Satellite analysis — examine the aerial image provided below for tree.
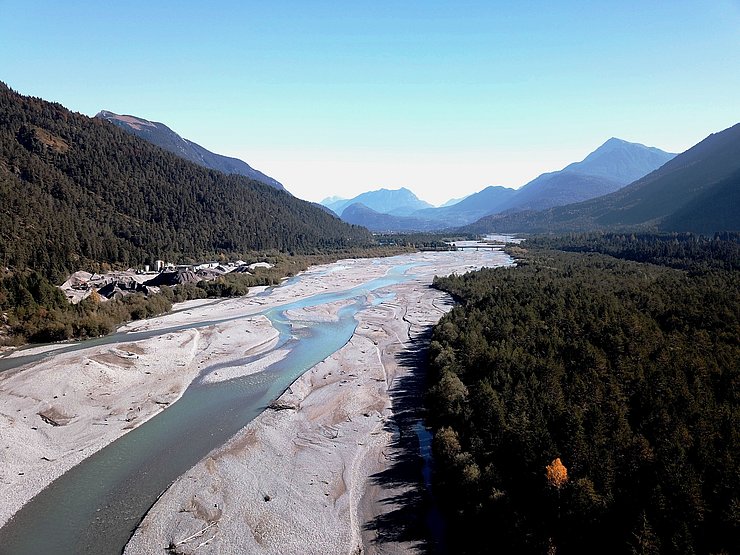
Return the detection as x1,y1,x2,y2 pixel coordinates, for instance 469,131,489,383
546,457,569,490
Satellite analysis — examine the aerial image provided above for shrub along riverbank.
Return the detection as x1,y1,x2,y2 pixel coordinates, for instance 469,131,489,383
426,233,739,554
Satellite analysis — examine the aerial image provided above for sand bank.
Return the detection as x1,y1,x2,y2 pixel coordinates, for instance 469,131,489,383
0,313,279,527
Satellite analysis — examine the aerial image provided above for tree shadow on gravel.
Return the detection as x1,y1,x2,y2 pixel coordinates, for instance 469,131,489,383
363,324,446,555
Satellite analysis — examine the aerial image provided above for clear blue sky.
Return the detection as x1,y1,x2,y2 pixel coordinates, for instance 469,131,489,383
1,1,738,204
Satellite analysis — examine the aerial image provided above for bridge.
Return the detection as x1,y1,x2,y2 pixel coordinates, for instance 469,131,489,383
450,244,502,250
418,243,503,252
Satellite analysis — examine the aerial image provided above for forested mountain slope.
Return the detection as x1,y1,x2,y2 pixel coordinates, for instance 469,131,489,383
96,110,285,190
0,83,372,281
412,185,517,225
495,172,622,212
339,202,440,231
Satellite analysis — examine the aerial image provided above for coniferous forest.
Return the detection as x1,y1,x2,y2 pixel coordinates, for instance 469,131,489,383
0,82,373,283
427,233,739,554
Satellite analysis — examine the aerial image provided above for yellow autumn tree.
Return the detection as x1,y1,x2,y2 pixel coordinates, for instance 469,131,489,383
546,457,568,489
88,290,102,304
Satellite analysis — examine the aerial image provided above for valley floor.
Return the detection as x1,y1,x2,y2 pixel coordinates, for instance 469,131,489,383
125,278,454,555
0,250,510,553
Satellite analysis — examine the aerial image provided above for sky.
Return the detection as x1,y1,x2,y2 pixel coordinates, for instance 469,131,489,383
1,1,738,205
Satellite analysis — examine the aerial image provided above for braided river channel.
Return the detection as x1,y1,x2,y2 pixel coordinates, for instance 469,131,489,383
0,248,512,554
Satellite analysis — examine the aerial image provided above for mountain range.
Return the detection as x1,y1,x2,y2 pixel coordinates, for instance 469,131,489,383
323,187,434,216
339,203,440,232
464,123,740,235
411,186,518,227
493,138,676,213
2,79,735,283
0,83,370,280
96,110,284,191
324,138,675,232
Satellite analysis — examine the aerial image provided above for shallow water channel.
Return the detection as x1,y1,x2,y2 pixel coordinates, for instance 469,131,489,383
0,263,419,554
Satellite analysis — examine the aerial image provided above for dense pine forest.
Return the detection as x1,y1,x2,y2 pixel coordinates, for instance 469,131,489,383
427,233,739,554
526,232,740,272
0,82,372,283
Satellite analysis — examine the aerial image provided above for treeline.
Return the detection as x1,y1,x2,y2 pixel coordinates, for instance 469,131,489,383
0,82,372,282
526,231,740,272
426,236,739,554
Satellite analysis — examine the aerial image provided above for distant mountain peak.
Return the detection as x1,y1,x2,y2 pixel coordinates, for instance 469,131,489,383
370,186,418,196
582,137,676,162
603,136,628,146
320,195,345,205
320,187,433,217
562,138,676,185
96,110,157,131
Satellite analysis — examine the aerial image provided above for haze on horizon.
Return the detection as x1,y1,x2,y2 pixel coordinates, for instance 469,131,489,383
1,1,738,206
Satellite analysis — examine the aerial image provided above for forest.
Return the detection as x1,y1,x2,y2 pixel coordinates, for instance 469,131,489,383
526,232,740,272
375,232,476,250
427,233,738,554
0,82,373,283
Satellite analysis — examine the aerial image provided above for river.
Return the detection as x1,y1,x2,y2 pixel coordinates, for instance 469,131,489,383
0,248,513,554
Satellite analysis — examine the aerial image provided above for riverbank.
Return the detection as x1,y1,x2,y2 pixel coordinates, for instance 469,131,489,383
123,250,508,554
0,306,279,527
